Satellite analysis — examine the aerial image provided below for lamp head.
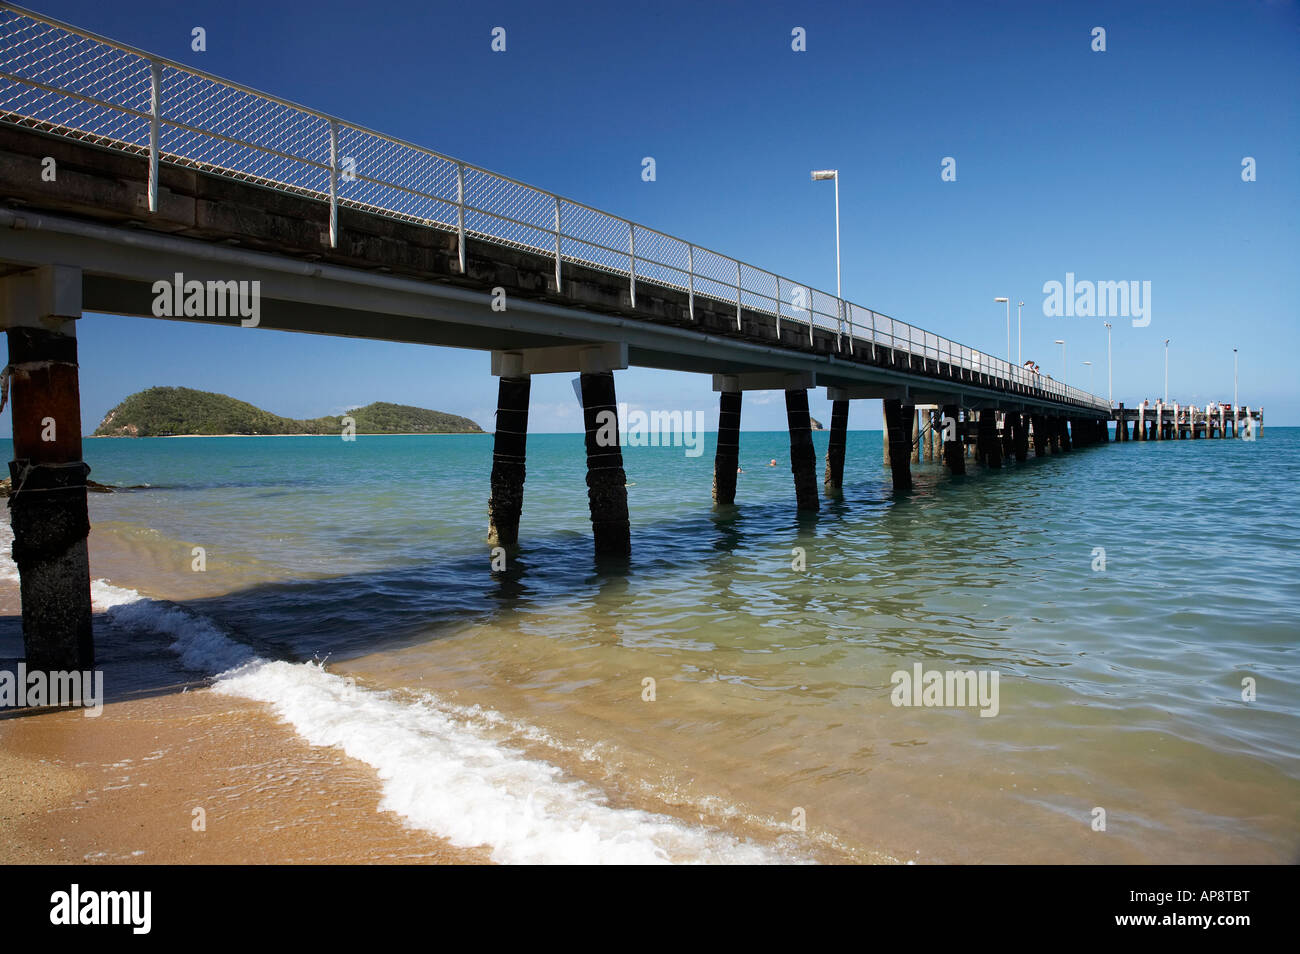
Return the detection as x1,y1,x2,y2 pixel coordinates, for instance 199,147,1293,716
810,170,837,181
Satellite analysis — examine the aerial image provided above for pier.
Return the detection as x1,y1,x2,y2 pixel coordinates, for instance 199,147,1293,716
1111,402,1262,440
0,5,1181,670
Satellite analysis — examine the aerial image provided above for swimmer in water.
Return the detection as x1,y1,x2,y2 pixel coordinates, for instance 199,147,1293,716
769,459,777,467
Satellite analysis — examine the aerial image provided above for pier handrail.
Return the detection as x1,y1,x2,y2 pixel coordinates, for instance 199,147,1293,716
0,3,1111,414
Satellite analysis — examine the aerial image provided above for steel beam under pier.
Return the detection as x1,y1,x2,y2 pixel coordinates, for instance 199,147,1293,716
580,371,631,556
487,375,530,547
0,266,93,671
786,388,820,512
824,399,848,494
713,389,742,505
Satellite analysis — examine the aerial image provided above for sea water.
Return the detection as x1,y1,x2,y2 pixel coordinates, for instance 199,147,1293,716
2,429,1296,863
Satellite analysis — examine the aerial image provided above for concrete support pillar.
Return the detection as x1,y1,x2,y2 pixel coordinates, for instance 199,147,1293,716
487,375,531,547
580,371,630,555
1000,412,1015,459
2,267,92,671
1030,414,1046,456
941,405,965,475
929,410,942,462
978,409,1002,468
713,388,742,505
786,388,820,511
1011,412,1028,462
881,401,891,468
883,399,913,491
823,398,848,493
915,405,925,465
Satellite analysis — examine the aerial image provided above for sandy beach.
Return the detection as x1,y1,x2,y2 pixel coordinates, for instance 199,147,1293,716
0,670,488,865
0,562,487,865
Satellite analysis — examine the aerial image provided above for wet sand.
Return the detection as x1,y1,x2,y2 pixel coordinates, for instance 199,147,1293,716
0,684,489,864
0,553,487,865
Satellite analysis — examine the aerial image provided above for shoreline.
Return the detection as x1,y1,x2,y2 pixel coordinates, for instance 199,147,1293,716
0,528,488,865
86,432,490,439
0,689,491,865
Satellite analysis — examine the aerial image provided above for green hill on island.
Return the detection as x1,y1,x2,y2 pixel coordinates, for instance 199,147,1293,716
93,387,484,437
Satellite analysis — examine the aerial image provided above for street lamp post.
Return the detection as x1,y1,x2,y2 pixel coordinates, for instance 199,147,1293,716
1104,321,1112,404
1233,348,1239,436
810,170,840,298
1083,360,1093,392
1055,339,1066,386
1017,301,1024,365
995,297,1010,364
1163,338,1170,404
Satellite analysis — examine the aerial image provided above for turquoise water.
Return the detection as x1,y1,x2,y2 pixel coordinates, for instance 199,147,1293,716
4,427,1297,862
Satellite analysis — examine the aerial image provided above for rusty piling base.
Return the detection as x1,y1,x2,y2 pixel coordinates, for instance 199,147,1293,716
580,371,630,556
6,325,93,671
487,375,530,548
786,389,820,511
942,405,965,475
823,399,848,494
713,389,741,505
883,399,913,491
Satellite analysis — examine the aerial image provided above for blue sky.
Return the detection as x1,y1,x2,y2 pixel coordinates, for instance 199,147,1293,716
11,0,1299,434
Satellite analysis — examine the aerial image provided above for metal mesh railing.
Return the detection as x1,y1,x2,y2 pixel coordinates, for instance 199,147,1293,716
0,3,1111,414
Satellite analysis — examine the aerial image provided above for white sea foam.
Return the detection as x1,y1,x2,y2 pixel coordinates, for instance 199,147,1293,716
0,528,784,863
0,523,18,583
214,660,782,864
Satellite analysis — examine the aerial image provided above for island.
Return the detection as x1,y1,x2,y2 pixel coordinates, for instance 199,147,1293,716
92,387,485,437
